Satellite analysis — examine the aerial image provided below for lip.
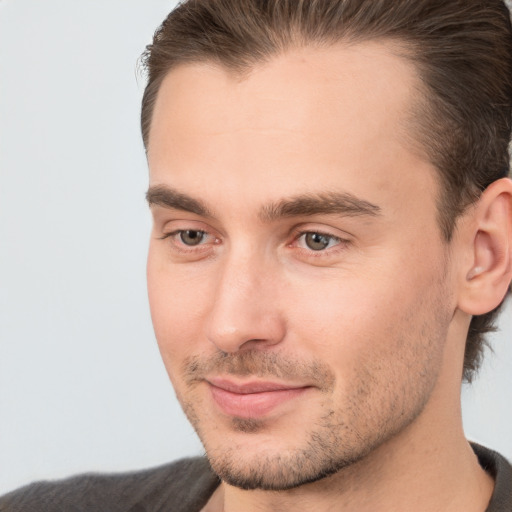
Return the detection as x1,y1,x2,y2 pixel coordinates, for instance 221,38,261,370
207,377,310,419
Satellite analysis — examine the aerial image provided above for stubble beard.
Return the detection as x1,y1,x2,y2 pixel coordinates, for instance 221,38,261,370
175,323,447,492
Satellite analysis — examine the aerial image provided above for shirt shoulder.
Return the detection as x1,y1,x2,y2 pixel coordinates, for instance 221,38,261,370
472,443,512,512
0,457,219,512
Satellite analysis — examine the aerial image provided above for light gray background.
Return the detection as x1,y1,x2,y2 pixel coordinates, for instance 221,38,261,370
0,0,511,495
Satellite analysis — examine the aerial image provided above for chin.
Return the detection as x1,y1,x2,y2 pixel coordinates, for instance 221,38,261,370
204,438,363,491
195,413,371,491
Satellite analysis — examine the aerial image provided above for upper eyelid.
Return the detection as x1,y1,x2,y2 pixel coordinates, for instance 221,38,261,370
162,228,211,240
293,231,343,248
295,229,341,238
291,225,351,241
158,217,224,237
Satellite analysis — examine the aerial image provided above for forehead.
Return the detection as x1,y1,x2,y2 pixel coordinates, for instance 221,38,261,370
147,41,437,220
148,41,417,152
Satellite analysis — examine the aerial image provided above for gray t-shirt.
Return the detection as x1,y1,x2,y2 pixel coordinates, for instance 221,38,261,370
0,444,510,511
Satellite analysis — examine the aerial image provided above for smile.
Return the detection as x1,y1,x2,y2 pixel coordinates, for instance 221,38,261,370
206,378,311,419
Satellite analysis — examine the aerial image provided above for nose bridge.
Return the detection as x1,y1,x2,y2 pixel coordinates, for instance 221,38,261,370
206,243,284,352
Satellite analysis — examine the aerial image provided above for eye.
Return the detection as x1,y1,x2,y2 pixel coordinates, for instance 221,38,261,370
159,228,217,252
302,232,337,251
298,232,341,251
179,229,207,246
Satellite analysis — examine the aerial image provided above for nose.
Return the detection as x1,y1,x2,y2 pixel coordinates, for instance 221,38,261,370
205,253,286,353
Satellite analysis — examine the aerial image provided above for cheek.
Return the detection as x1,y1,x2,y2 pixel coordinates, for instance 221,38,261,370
285,251,448,377
286,272,449,438
146,247,213,370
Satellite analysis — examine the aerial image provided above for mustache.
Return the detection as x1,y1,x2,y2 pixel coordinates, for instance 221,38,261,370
182,350,335,391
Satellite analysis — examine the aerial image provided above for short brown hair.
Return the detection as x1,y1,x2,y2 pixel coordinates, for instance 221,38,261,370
140,0,512,382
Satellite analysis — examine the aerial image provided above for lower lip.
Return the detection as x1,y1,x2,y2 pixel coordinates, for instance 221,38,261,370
209,384,308,419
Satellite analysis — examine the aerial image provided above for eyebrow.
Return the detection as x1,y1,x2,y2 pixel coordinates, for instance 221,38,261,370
146,185,381,221
259,192,382,222
146,185,212,217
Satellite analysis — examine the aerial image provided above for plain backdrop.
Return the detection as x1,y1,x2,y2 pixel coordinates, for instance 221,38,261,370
0,0,511,495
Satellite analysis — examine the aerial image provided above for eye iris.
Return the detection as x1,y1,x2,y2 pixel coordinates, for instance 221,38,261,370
305,233,331,251
180,230,204,246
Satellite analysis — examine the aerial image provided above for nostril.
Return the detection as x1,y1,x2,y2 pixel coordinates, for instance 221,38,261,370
206,313,286,354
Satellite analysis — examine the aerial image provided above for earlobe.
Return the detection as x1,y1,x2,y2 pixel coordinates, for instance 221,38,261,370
458,178,512,316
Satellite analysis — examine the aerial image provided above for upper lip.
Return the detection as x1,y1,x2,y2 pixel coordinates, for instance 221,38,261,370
207,377,308,394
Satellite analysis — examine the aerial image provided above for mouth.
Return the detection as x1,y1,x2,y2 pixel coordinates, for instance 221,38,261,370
206,377,311,419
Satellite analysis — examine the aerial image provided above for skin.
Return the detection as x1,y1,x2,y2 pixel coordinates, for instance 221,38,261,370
146,42,511,511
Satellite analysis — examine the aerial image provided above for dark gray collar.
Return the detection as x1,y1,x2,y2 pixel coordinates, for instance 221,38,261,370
472,443,512,512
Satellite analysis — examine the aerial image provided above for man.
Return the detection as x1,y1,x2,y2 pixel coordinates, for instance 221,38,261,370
1,0,511,511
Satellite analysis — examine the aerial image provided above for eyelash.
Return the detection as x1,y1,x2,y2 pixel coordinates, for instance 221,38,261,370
159,230,217,253
290,230,349,256
159,228,350,257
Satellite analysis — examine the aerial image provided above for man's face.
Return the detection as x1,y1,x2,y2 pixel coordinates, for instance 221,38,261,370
146,42,456,490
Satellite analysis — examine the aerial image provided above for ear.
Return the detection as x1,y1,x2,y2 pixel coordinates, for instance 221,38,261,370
457,177,512,315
